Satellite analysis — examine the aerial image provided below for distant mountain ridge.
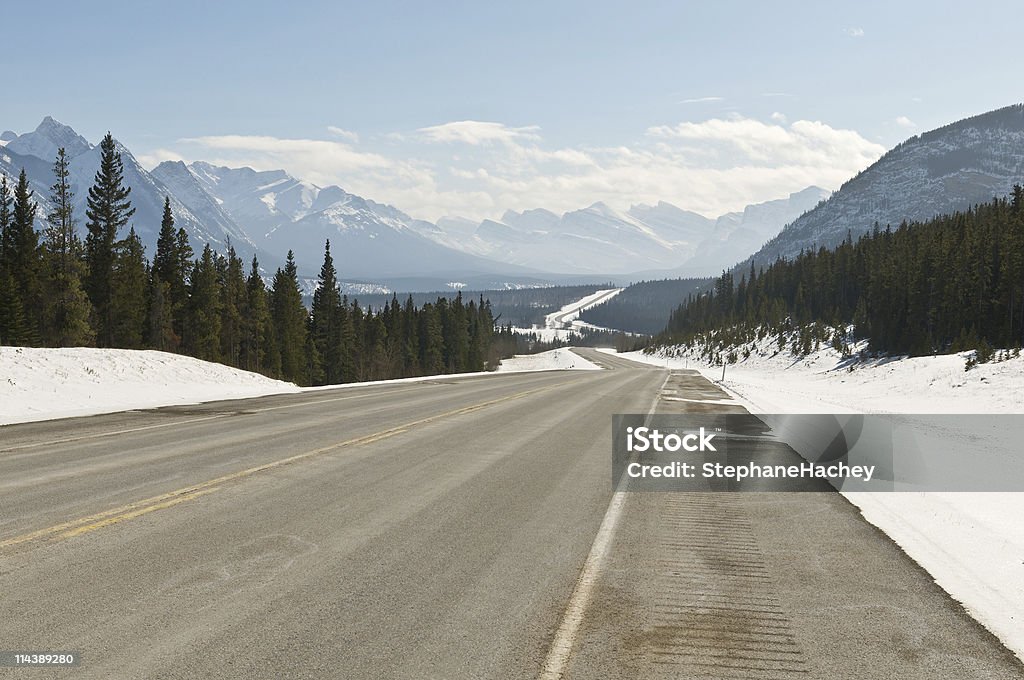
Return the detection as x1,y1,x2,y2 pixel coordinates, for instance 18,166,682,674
428,187,830,276
1,118,526,281
7,105,1024,287
747,103,1024,268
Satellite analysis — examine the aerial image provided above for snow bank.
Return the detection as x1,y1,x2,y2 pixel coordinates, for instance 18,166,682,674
0,347,300,425
497,348,601,373
601,345,1024,660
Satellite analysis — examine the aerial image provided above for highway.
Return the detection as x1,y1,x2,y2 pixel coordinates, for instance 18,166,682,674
1,350,1022,678
544,289,622,330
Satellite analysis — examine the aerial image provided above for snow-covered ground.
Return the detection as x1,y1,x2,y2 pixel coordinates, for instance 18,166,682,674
0,347,302,425
512,288,624,341
496,347,600,373
0,345,603,427
601,344,1024,660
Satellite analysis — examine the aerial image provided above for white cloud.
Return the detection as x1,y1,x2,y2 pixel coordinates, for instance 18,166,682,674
645,117,885,169
770,111,788,124
135,148,185,167
417,120,541,145
895,115,916,129
147,115,886,223
844,27,865,37
679,96,724,104
327,126,359,143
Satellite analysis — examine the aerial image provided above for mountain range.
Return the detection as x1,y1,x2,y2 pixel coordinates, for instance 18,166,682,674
421,188,829,277
5,105,1024,290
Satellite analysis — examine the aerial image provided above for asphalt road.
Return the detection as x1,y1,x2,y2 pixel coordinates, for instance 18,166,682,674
1,351,1021,679
0,349,664,679
545,289,621,330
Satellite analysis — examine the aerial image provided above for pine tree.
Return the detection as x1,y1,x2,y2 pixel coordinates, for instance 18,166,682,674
0,175,26,345
151,197,184,350
8,169,41,344
0,175,11,266
42,148,94,346
219,244,246,367
270,251,309,384
85,133,135,346
147,272,175,351
186,244,222,362
310,240,343,385
109,227,148,348
174,226,194,347
241,256,273,374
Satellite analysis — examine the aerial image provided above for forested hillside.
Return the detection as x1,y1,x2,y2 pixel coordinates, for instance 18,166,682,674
0,138,502,386
578,278,711,334
659,187,1024,359
354,284,609,328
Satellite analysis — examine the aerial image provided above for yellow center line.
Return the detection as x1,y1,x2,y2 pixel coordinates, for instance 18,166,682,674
0,381,568,551
0,384,434,455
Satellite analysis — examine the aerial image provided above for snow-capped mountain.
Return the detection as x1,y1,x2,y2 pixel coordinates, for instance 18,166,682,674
149,161,264,260
422,188,829,276
5,116,92,161
748,104,1024,268
0,117,262,265
184,162,536,279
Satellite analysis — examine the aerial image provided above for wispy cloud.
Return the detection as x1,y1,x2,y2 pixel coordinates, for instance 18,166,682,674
417,121,541,145
678,96,724,104
894,115,916,129
844,27,865,38
327,126,359,143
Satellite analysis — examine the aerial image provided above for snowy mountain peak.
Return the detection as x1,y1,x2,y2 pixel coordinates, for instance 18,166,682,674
7,116,92,161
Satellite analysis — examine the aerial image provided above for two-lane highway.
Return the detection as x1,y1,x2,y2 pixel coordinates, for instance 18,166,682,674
0,349,664,679
3,350,1023,679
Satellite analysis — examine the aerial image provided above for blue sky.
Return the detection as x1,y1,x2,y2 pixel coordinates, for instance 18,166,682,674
2,0,1021,221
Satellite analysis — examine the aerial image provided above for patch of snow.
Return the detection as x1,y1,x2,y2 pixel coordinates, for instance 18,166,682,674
0,348,300,425
496,348,601,373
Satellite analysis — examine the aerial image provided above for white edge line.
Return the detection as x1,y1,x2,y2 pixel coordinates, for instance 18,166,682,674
538,368,670,679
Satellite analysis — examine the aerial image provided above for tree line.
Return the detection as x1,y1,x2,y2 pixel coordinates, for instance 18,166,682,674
658,187,1024,359
0,136,501,385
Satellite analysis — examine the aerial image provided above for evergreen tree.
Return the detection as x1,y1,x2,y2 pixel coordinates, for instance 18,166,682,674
186,244,222,362
42,148,94,346
147,272,175,351
109,228,148,348
0,175,11,265
310,240,344,385
219,244,246,367
8,169,41,344
85,133,135,346
241,256,273,374
0,175,27,344
151,197,184,350
270,251,309,384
